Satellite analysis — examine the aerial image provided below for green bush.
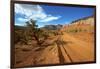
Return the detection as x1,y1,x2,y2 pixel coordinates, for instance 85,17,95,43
78,28,82,32
14,30,29,44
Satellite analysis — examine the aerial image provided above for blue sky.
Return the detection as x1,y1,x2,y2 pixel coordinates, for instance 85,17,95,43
15,4,94,27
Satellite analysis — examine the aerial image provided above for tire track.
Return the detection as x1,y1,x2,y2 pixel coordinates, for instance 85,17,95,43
56,41,65,64
55,36,73,64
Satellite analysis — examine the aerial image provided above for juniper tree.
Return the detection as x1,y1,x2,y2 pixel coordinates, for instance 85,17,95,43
26,19,49,45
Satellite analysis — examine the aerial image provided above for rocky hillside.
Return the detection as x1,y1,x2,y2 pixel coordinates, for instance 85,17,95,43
61,16,94,33
71,16,94,25
42,24,63,30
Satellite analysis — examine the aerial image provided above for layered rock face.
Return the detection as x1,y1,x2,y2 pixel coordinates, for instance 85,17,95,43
61,16,94,33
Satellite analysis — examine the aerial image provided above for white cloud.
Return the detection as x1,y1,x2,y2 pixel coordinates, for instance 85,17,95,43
15,22,26,26
15,4,61,25
15,4,43,17
39,16,61,22
17,17,28,22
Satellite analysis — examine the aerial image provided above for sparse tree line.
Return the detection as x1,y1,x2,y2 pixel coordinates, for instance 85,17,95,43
15,19,93,45
15,19,49,45
65,28,93,33
14,19,61,45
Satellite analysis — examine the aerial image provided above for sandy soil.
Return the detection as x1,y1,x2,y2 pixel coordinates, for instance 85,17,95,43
14,32,95,67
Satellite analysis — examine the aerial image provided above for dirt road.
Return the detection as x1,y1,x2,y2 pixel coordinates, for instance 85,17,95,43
15,32,95,67
39,32,94,64
55,32,94,63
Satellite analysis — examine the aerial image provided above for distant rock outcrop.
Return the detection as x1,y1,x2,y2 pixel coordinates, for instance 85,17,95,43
70,16,94,26
61,16,94,33
42,24,63,30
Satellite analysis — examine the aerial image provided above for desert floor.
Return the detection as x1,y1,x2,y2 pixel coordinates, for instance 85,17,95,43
14,32,95,67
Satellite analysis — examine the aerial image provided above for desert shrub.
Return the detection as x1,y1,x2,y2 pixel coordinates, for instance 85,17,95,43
15,30,23,44
67,29,78,33
14,31,20,44
45,30,56,36
83,29,87,32
14,30,29,44
78,28,82,32
74,29,78,33
22,48,32,51
25,19,49,45
52,31,58,36
67,30,72,33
